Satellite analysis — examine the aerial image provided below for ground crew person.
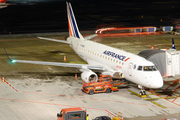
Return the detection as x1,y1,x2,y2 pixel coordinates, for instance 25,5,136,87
121,73,125,82
86,114,89,120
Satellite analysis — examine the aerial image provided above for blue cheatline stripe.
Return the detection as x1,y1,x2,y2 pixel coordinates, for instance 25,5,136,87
68,3,80,39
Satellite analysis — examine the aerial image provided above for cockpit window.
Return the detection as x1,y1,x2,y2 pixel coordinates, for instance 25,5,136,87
143,66,157,71
137,66,142,71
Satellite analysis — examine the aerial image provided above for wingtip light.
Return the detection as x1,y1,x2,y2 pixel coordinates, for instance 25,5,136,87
12,60,16,63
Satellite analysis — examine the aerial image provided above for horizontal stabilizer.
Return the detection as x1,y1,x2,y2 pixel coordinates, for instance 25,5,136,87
84,34,98,40
38,37,70,44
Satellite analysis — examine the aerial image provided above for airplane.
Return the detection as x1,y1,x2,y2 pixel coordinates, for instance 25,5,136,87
5,2,163,96
0,0,7,9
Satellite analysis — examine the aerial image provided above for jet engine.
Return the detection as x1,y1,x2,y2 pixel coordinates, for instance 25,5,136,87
81,71,98,83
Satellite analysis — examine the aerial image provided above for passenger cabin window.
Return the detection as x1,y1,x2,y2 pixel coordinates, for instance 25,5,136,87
138,66,142,71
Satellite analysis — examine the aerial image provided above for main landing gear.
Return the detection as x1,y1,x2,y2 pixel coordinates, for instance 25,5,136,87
138,85,146,97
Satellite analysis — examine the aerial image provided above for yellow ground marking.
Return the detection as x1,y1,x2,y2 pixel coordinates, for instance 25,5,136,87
128,90,139,97
151,101,166,109
144,96,179,101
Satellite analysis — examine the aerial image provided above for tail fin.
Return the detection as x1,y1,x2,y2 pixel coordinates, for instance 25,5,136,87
172,38,176,49
66,2,84,40
0,0,6,3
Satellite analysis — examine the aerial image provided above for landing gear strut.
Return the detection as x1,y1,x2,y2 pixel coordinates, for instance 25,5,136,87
138,85,146,97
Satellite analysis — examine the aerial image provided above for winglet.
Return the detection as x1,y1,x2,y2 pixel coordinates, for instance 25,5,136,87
172,38,176,49
4,48,14,62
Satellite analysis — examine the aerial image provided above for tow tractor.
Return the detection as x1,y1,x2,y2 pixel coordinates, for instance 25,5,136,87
57,107,86,120
82,74,126,95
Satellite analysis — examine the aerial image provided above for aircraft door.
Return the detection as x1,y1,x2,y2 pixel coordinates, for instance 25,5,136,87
128,63,133,76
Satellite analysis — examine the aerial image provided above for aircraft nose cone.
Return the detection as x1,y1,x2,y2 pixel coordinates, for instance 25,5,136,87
154,79,163,88
150,74,163,88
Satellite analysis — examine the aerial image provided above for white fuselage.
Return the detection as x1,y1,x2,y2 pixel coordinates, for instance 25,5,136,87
68,36,163,88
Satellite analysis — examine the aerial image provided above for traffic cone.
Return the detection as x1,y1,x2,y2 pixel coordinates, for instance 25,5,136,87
64,55,66,62
75,74,78,79
121,115,124,120
2,76,5,83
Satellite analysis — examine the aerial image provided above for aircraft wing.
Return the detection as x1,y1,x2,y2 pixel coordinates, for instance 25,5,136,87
4,48,104,71
12,59,104,71
38,37,70,44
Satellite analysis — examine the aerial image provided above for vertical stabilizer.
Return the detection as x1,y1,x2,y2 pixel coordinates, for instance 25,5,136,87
172,38,176,49
66,2,84,40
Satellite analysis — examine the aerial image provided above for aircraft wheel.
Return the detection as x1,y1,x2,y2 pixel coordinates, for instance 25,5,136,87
143,91,146,95
106,88,112,93
139,91,143,96
89,89,94,95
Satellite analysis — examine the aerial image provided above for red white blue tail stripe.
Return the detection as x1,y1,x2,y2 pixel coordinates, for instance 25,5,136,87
66,2,83,39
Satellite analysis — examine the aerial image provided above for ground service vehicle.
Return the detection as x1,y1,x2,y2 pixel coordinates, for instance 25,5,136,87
93,116,111,120
82,75,126,95
57,108,86,120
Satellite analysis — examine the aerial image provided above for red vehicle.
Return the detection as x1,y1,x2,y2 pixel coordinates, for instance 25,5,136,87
57,108,86,120
82,75,126,95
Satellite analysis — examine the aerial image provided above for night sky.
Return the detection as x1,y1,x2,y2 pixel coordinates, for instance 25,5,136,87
0,0,180,34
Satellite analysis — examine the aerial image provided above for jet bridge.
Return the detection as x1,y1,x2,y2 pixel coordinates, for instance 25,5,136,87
138,49,180,78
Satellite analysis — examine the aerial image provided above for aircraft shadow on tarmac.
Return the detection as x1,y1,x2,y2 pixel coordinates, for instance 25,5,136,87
17,72,81,77
49,50,75,55
1,53,25,56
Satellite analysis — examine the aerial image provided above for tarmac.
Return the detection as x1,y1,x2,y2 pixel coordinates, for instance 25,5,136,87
0,32,180,120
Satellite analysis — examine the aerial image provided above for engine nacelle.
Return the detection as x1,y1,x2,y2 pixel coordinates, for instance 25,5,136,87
81,71,98,83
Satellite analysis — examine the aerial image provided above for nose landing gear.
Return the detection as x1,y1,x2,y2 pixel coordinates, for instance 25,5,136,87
138,85,147,97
